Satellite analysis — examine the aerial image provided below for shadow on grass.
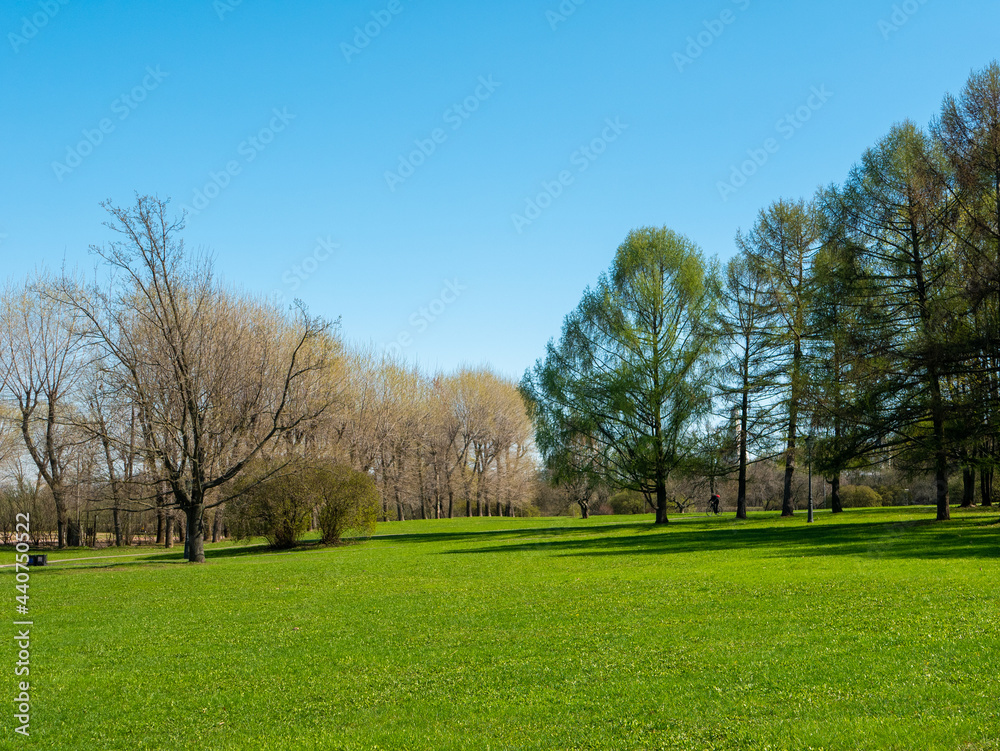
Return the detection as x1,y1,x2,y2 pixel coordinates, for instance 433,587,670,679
439,513,1000,562
26,509,999,570
34,538,360,571
369,520,656,548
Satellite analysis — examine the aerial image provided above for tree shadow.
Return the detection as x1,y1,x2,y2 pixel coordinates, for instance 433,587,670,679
443,514,1000,561
371,521,654,548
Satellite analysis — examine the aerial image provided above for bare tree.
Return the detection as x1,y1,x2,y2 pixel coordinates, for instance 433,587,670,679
0,274,88,547
59,196,337,562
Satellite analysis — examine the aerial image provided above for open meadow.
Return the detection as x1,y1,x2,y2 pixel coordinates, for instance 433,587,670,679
6,507,999,750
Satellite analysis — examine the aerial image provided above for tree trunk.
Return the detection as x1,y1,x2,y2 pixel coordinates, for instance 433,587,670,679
164,514,174,548
177,515,186,543
113,506,123,547
934,451,950,520
156,504,165,544
781,430,796,517
737,391,749,519
928,371,950,521
962,468,976,508
66,519,82,547
830,475,843,514
53,489,69,549
781,343,803,518
184,503,206,563
579,500,590,519
654,476,669,525
212,506,224,543
980,467,993,507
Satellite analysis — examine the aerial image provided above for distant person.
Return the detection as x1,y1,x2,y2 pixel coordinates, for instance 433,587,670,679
710,493,721,515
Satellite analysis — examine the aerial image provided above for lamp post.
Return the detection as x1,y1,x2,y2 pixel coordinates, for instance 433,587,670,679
806,434,814,523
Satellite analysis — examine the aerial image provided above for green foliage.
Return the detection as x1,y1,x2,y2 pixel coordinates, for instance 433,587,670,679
523,226,721,523
609,490,648,515
313,464,380,544
872,483,912,506
839,484,883,508
228,462,315,549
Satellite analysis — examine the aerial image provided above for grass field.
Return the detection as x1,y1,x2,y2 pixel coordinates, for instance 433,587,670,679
5,507,1000,750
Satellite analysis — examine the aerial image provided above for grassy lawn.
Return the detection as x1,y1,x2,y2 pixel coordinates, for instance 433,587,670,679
5,507,999,750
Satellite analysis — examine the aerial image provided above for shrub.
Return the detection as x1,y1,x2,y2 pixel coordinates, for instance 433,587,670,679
839,485,882,508
872,484,911,506
313,465,380,545
229,464,315,549
609,490,648,515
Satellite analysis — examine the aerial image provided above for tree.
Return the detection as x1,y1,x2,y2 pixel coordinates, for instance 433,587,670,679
60,196,337,562
835,122,971,521
717,254,783,519
314,464,379,544
524,227,720,524
0,274,87,547
737,199,820,517
934,61,1000,508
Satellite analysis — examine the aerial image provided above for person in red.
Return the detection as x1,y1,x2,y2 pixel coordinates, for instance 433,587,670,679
710,493,721,515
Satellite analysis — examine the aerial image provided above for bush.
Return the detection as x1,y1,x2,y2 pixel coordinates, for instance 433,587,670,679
313,465,380,545
872,484,911,506
839,485,882,508
609,490,648,515
229,464,315,549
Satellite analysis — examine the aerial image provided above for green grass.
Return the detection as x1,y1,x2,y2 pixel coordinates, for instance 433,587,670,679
5,507,1000,750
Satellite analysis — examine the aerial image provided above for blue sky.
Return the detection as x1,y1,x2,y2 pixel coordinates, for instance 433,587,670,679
2,0,998,379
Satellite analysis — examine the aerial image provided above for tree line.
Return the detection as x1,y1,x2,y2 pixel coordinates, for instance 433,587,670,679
7,63,998,552
0,197,535,560
524,61,1000,525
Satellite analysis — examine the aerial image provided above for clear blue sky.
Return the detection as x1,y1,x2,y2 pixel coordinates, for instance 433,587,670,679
2,0,997,379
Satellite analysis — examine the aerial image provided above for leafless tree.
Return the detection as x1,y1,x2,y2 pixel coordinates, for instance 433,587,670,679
58,196,338,562
0,274,88,547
